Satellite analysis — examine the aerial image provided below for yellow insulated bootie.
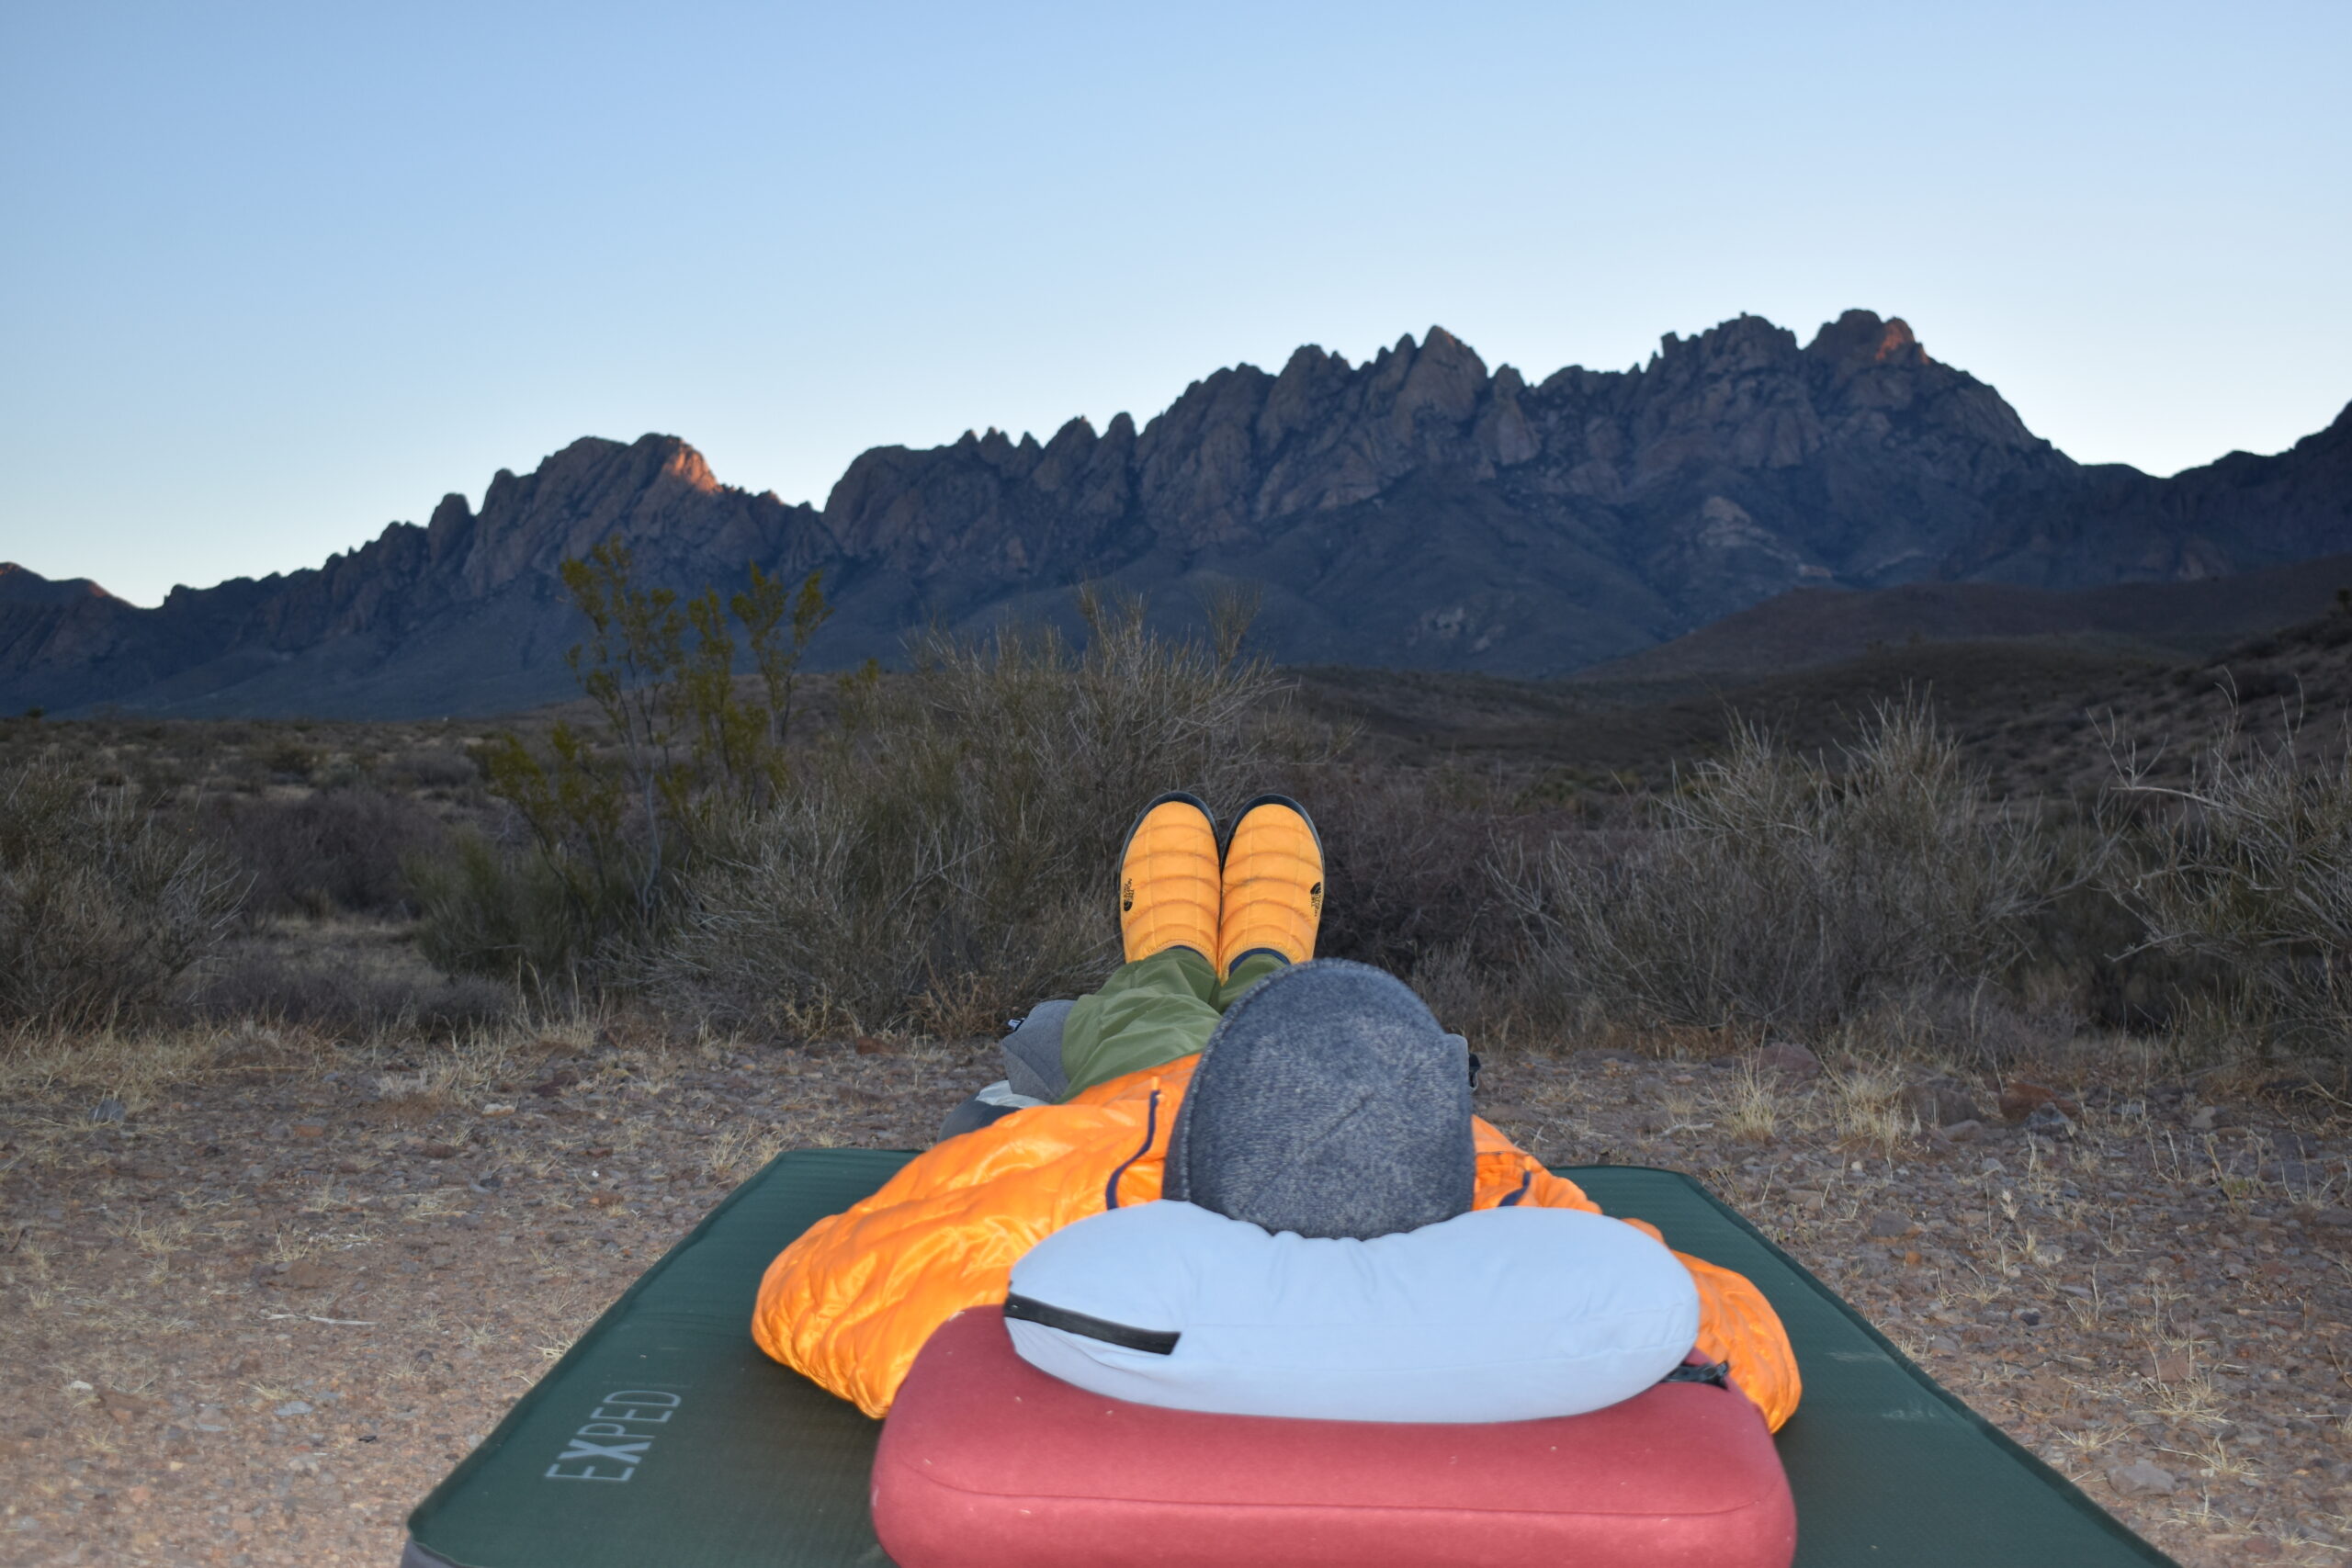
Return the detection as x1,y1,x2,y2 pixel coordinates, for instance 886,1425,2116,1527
1118,792,1222,965
1217,794,1323,979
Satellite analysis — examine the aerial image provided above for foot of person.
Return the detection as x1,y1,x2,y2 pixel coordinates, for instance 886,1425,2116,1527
1217,794,1322,978
1119,792,1221,964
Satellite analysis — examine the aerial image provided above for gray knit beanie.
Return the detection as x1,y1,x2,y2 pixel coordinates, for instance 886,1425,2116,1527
1163,959,1476,1240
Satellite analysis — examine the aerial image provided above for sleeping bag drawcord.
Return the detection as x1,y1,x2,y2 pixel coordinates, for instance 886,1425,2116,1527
1103,1085,1161,1211
1661,1359,1732,1389
1498,1168,1533,1206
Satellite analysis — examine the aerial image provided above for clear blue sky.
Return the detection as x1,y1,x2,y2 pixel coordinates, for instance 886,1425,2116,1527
3,2,2346,605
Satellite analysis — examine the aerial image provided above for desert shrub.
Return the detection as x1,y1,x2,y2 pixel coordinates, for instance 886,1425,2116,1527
0,759,247,1028
2227,665,2298,704
1501,702,2064,1040
263,739,319,781
2107,716,2352,1053
2018,874,2199,1034
185,939,513,1037
1303,764,1556,976
218,748,270,795
382,746,480,793
418,544,831,983
639,592,1308,1035
410,830,620,988
201,784,452,918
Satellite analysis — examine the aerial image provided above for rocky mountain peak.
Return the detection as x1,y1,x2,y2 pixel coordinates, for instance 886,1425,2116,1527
1652,313,1801,367
1873,316,1928,366
0,563,114,605
1396,325,1488,425
1805,308,1929,370
663,442,722,493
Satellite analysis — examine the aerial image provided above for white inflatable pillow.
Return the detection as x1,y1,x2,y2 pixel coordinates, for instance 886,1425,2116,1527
1003,1200,1699,1424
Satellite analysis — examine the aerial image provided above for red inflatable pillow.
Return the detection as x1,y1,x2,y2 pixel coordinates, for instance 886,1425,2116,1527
873,1307,1796,1568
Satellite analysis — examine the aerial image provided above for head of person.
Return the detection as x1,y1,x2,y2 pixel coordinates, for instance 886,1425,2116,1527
1163,959,1476,1240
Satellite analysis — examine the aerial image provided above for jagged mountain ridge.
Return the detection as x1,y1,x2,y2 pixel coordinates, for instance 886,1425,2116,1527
6,309,2348,717
2,441,824,717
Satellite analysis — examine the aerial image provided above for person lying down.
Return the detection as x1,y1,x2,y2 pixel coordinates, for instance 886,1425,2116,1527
752,793,1801,1429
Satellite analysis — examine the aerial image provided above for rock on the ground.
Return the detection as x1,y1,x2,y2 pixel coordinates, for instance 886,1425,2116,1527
2108,1461,2179,1497
1756,1042,1821,1077
1902,1078,1985,1126
1997,1080,2081,1122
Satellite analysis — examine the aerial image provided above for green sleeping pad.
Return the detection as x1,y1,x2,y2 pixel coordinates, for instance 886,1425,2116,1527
402,1148,2177,1568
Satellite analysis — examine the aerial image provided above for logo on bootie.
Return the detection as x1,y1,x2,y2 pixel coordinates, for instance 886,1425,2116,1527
1121,878,1136,913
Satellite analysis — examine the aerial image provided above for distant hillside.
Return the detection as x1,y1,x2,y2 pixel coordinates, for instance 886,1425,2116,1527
1295,641,2169,787
1578,554,2352,682
6,307,2349,719
1970,609,2352,799
1298,604,2352,805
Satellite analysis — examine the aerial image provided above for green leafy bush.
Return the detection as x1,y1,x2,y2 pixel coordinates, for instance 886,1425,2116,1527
418,543,831,984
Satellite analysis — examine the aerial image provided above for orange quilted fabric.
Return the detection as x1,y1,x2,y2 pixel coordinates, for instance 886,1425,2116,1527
752,1056,1801,1429
1216,799,1323,975
1119,797,1221,964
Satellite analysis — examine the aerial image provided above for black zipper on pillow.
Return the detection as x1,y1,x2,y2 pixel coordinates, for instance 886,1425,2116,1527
1003,1293,1182,1355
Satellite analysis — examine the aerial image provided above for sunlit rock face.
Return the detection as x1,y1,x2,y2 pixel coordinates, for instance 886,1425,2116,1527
6,311,2348,718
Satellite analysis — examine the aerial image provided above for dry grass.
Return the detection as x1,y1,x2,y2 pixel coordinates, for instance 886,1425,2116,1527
705,1120,791,1182
1502,702,2072,1045
1718,1065,1786,1144
186,916,514,1037
0,1003,605,1149
368,1033,531,1113
0,1020,240,1116
1827,1062,1911,1156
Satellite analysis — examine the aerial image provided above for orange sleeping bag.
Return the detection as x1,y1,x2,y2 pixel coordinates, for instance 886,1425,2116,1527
753,1055,1801,1428
753,1055,1799,1427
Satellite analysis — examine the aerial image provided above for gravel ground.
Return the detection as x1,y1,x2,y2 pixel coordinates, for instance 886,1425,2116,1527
2,1019,2346,1567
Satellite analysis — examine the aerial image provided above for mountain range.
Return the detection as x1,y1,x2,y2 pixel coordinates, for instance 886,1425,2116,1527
5,308,2347,718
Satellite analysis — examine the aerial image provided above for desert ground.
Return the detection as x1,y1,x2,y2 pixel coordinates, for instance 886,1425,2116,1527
2,1006,2347,1567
